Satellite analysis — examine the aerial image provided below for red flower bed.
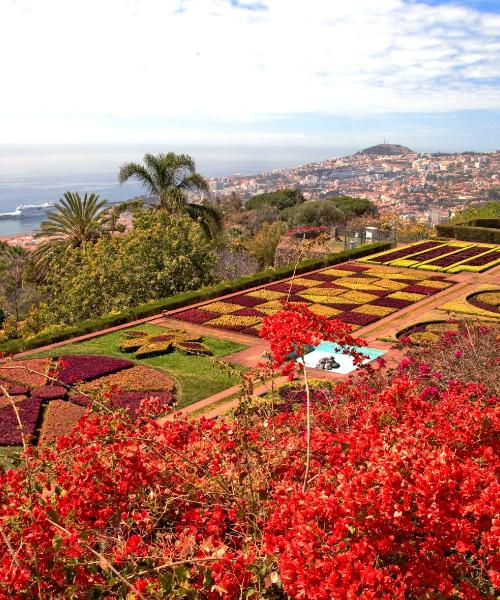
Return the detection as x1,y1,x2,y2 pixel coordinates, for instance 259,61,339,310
335,311,379,326
0,358,51,388
172,307,221,323
368,241,442,263
109,390,174,419
0,357,176,448
425,245,489,267
401,284,440,295
31,385,67,401
371,297,413,309
0,380,29,396
266,282,307,293
223,294,267,307
55,355,133,384
0,397,42,445
461,249,500,267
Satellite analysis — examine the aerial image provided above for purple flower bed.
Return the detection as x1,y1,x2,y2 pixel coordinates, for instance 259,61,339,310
302,273,336,282
149,334,178,343
0,380,29,396
368,241,442,263
331,264,369,272
233,308,265,317
0,397,42,445
407,246,459,262
370,297,413,309
461,249,500,267
266,282,307,293
219,295,266,308
172,308,220,324
401,284,439,295
424,246,488,268
110,391,174,420
56,355,133,384
327,303,358,312
69,393,92,408
31,385,67,400
335,311,379,326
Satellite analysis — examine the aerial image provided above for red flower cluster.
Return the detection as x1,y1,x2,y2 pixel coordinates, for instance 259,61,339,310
259,301,364,377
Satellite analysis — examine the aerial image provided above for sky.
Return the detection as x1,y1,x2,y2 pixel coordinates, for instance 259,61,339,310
0,0,499,151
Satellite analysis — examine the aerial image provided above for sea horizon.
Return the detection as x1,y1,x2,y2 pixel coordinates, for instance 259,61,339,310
0,143,357,235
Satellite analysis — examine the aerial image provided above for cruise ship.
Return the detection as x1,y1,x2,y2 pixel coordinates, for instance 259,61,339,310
0,202,54,219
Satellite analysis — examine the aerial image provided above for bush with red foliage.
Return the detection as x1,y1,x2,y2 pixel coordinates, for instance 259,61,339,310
0,310,498,599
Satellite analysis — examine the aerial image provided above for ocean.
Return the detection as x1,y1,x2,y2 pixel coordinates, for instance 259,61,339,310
0,144,357,235
0,144,352,236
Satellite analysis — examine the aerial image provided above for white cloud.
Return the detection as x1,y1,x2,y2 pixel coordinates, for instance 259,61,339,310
0,0,498,142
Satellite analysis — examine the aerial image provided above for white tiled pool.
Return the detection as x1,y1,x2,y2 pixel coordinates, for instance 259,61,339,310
302,341,386,374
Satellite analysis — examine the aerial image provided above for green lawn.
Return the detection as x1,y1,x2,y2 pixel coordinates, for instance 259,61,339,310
30,324,247,409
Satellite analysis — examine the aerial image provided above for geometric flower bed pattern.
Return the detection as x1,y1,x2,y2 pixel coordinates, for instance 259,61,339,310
118,329,212,359
172,263,454,336
359,240,500,272
438,288,500,321
0,355,175,447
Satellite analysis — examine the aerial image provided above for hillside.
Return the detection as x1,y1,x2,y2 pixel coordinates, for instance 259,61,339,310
357,143,414,156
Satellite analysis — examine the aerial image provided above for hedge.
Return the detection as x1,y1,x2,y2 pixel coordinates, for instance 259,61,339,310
465,218,500,229
0,242,391,356
435,224,500,244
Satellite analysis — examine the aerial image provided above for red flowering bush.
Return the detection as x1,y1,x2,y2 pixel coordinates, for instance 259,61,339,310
0,309,498,599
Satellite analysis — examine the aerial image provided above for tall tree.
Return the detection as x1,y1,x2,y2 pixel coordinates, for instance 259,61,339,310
118,152,222,238
33,192,108,271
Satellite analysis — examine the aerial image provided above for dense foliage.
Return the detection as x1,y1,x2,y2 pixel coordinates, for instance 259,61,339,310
31,211,216,326
246,189,305,211
0,310,498,598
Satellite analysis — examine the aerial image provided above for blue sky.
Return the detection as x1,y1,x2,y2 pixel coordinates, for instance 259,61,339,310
1,0,499,151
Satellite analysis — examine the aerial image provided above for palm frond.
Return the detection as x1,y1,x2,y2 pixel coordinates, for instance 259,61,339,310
118,162,157,194
186,203,224,239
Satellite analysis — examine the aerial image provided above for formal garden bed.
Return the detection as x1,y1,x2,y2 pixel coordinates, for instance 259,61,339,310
438,287,500,321
0,325,246,465
0,354,176,448
359,240,500,272
172,263,454,334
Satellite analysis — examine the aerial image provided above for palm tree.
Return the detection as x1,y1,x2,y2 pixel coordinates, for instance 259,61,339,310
118,152,223,238
33,191,108,272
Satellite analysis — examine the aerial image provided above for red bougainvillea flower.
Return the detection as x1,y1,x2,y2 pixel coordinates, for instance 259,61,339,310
259,301,365,378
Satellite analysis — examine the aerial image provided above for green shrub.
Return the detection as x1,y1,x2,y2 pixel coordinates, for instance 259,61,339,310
435,224,500,244
0,242,391,355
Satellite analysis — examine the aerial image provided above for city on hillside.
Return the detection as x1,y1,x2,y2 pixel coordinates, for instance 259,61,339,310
209,144,500,224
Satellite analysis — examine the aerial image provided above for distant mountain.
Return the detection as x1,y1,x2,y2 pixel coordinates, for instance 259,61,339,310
357,144,414,156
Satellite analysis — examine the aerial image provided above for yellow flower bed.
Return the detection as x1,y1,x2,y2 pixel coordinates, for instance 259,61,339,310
204,301,241,314
247,289,285,300
285,277,321,287
256,300,287,315
419,279,451,289
338,290,379,304
388,291,426,302
438,300,500,320
299,286,344,297
206,314,261,328
320,268,354,277
307,304,341,317
353,304,397,317
373,278,407,291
